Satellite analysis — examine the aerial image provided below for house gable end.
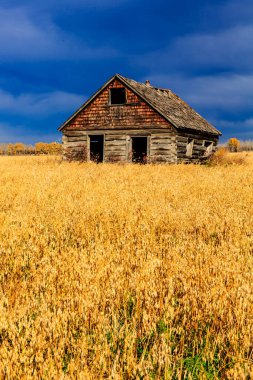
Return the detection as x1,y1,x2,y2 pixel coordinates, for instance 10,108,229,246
61,77,175,131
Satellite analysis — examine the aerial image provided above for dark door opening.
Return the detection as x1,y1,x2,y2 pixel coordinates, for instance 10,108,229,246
132,137,147,163
89,135,104,163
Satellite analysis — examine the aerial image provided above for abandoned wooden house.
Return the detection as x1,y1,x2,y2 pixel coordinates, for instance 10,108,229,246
59,74,221,163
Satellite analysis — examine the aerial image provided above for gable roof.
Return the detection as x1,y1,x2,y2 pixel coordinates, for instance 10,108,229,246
59,74,221,135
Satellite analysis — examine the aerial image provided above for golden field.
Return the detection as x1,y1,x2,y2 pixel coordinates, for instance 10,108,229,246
0,154,252,379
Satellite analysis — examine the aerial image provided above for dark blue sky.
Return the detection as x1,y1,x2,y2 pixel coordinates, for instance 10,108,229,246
1,0,253,143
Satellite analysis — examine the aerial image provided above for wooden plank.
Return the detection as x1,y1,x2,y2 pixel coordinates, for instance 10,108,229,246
105,153,126,158
63,130,87,137
177,137,188,143
105,144,126,149
65,128,175,135
177,142,188,148
63,142,86,148
65,136,87,142
194,140,204,146
105,136,127,140
105,141,126,146
105,156,126,162
151,136,172,140
178,132,218,141
151,140,172,145
65,147,86,151
151,144,174,150
105,149,126,154
151,152,174,157
150,142,175,149
151,144,176,149
105,140,126,144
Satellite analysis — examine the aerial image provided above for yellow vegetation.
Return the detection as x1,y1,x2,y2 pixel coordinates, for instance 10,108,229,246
228,138,240,152
0,155,252,379
35,142,62,155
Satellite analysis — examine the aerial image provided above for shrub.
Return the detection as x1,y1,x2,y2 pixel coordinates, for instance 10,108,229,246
208,147,246,166
228,137,240,152
35,142,62,155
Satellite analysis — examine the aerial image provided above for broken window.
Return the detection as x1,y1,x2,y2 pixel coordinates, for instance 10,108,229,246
186,139,194,157
110,88,126,104
204,141,213,156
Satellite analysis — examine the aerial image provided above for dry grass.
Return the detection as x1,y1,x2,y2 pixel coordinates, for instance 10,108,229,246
208,148,251,166
0,155,253,379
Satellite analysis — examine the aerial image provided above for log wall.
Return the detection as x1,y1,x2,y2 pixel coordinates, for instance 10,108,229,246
61,78,219,163
62,129,218,163
176,131,219,163
62,131,87,161
62,129,177,163
150,132,177,163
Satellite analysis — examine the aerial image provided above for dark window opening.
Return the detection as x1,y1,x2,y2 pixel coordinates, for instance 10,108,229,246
89,135,104,163
204,140,212,148
203,141,213,156
132,137,147,164
110,88,126,104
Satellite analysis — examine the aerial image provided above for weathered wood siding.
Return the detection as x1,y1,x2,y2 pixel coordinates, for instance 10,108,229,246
62,129,177,163
176,132,219,163
61,78,218,163
62,129,218,163
104,134,127,162
150,132,177,163
63,79,174,131
62,131,87,161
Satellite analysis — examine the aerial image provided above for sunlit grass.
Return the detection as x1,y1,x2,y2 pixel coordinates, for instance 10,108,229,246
0,155,252,379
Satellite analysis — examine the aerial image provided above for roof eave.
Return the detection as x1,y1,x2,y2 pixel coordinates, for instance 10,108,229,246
177,126,222,136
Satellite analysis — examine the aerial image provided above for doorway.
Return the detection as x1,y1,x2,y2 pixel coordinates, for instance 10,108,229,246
132,137,147,163
89,135,104,162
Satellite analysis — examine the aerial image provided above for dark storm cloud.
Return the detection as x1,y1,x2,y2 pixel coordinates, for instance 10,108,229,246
0,0,253,142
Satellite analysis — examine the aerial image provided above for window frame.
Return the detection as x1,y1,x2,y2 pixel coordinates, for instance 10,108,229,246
186,139,194,157
109,87,127,105
203,140,214,156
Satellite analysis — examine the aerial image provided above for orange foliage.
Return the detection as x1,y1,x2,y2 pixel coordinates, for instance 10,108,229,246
228,137,240,152
35,142,62,155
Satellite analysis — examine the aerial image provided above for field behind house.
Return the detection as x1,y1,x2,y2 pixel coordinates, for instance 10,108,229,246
0,155,252,379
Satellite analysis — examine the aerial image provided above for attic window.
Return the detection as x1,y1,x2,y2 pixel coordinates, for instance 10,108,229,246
186,139,194,157
110,88,126,105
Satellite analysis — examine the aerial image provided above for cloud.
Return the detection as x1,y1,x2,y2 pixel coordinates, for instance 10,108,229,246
136,24,253,74
0,88,85,116
219,0,253,25
173,25,253,72
0,6,118,60
142,72,253,140
145,73,253,114
218,119,253,129
0,122,59,143
215,119,253,140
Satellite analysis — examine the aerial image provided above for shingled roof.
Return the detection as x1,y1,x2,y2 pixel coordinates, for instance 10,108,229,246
117,74,221,135
59,74,221,135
